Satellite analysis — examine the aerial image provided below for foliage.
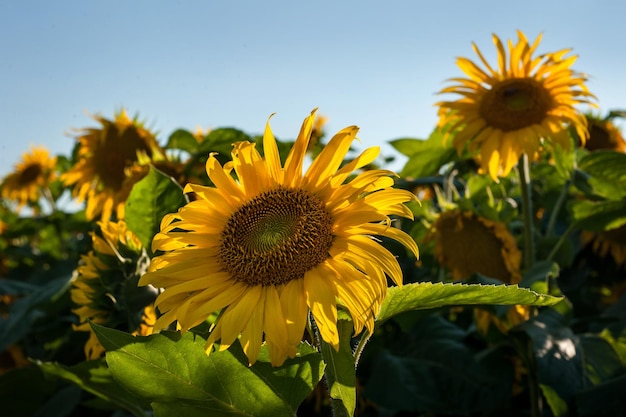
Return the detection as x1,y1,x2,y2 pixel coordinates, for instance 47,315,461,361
1,99,626,416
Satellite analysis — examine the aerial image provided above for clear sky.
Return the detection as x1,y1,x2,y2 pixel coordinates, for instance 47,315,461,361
1,0,624,177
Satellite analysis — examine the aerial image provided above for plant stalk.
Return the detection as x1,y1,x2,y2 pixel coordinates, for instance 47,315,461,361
518,154,536,269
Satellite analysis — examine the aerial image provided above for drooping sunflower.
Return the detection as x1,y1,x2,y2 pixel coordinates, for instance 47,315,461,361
71,220,157,359
61,110,165,221
436,30,596,180
140,109,419,366
583,113,626,152
432,210,521,282
1,146,57,212
430,210,528,333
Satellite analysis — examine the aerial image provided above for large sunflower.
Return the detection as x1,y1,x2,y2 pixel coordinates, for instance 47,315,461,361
436,30,595,180
140,109,419,366
1,146,57,212
71,220,157,359
61,110,164,220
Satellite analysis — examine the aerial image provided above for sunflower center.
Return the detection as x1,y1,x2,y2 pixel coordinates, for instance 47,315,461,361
219,187,334,286
18,164,42,185
480,78,553,132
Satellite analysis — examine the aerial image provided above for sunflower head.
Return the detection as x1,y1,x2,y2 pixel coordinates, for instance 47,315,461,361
582,113,626,152
581,224,626,269
140,109,419,366
436,30,596,181
1,146,57,213
71,220,157,359
431,210,522,283
61,110,165,220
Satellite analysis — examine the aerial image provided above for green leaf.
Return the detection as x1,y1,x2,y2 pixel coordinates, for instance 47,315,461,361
166,129,199,153
319,317,356,417
0,275,72,351
92,324,323,417
125,166,187,251
198,127,251,155
377,282,562,325
515,310,583,405
0,367,57,417
577,150,626,199
570,199,626,232
390,130,457,178
540,384,568,417
37,359,147,417
363,315,513,414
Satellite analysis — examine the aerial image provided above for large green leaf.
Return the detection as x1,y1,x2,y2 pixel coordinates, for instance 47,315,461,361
363,315,513,414
570,199,626,232
577,150,626,199
390,130,457,178
92,324,323,417
319,317,356,417
125,166,187,251
0,274,72,351
377,282,562,324
37,359,147,417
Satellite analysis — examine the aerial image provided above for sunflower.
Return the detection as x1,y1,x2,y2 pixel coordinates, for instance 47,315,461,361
71,220,157,359
581,224,626,269
61,110,165,221
140,109,419,366
431,210,528,333
583,113,626,152
432,210,521,282
436,30,596,181
1,146,57,212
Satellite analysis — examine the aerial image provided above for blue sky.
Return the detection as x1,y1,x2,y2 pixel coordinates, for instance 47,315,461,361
1,0,624,178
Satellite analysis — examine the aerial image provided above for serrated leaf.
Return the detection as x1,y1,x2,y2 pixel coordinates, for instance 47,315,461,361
125,166,187,251
377,282,562,325
166,129,199,153
319,318,356,417
570,199,626,232
91,324,323,417
390,130,457,178
37,359,147,417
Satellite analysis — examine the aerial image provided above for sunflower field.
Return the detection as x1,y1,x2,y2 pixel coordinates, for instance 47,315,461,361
1,31,626,417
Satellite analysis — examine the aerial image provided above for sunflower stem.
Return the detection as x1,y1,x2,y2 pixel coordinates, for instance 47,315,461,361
545,179,571,237
353,330,372,367
518,154,536,269
547,222,578,262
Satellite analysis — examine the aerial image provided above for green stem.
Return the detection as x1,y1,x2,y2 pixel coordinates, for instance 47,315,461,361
545,179,571,237
518,154,536,269
353,330,372,368
547,222,578,262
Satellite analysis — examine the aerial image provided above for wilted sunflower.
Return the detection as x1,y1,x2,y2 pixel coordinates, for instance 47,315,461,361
140,109,419,366
1,146,57,212
61,110,165,221
431,210,528,333
436,30,595,180
583,113,626,152
71,220,157,359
